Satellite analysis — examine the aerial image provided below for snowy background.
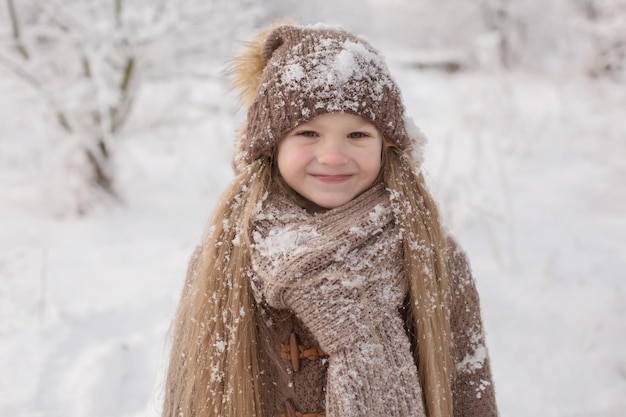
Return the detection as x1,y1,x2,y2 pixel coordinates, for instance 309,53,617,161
1,1,625,416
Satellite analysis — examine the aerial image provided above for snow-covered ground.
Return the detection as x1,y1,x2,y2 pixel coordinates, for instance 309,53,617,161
1,22,626,417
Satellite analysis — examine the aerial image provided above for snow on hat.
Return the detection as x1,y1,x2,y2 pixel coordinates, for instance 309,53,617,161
232,23,426,169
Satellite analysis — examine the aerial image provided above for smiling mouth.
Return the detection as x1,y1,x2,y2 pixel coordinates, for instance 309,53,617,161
311,174,353,183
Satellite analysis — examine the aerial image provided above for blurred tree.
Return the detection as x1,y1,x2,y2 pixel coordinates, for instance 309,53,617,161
0,0,264,214
479,0,626,80
578,0,626,81
480,0,529,70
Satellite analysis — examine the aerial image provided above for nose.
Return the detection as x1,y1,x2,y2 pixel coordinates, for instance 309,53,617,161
316,138,348,165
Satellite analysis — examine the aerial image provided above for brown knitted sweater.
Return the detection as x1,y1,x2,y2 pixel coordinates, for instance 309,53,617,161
250,185,498,416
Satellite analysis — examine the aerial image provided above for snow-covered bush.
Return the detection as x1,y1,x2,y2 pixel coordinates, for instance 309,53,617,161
577,0,626,81
0,0,264,215
479,0,626,79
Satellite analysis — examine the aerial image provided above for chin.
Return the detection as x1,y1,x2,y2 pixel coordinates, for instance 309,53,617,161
310,197,351,210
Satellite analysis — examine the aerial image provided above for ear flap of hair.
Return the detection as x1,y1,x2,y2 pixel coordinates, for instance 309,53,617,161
231,19,296,108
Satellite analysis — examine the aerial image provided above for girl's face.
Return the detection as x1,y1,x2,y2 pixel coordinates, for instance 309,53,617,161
277,112,383,209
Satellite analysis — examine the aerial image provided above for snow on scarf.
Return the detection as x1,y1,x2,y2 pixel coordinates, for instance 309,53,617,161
250,184,427,417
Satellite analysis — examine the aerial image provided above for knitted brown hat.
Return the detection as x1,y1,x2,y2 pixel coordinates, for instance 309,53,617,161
232,23,425,169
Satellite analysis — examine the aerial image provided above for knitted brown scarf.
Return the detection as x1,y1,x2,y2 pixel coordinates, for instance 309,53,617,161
250,184,426,417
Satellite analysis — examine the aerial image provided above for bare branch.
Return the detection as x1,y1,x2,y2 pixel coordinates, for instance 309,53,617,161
57,112,72,133
110,59,136,134
0,51,40,88
6,0,30,59
115,0,123,27
119,56,134,94
0,50,73,134
82,55,92,78
34,0,84,34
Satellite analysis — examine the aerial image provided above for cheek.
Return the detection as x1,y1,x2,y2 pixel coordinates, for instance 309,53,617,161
369,156,383,178
276,141,304,181
363,143,383,177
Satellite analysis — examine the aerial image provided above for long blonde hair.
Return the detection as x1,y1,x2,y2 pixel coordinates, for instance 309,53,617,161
162,150,453,417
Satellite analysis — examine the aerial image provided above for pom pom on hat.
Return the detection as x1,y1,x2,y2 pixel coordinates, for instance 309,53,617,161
231,19,296,108
231,32,266,108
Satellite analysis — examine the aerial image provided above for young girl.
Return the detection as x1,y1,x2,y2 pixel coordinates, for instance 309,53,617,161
162,23,498,417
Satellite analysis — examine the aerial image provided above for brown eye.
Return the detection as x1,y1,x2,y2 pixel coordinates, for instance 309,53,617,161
348,132,368,139
298,130,318,137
